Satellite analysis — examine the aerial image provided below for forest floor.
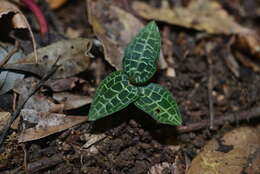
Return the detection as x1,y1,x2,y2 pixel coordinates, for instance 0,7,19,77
0,0,260,173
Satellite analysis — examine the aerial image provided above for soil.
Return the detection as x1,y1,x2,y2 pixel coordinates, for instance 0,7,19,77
0,0,260,173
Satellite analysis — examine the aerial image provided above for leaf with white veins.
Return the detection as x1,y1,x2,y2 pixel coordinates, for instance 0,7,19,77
88,71,138,121
134,83,182,126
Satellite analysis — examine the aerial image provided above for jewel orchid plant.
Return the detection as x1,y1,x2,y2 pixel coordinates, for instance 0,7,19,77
88,21,182,126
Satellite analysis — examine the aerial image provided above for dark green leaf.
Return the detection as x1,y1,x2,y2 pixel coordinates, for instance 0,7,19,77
134,83,182,126
123,21,160,84
88,71,138,121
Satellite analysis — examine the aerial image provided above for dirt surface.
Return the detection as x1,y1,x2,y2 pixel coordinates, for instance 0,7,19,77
0,0,260,173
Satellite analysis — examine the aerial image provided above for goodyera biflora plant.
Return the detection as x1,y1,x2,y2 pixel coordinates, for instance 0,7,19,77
88,21,182,126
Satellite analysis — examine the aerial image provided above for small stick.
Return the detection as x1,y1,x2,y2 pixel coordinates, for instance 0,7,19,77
21,143,29,174
12,93,17,111
176,106,260,133
207,55,215,129
16,6,39,63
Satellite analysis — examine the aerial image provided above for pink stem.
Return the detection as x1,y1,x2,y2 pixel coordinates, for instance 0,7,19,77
21,0,48,35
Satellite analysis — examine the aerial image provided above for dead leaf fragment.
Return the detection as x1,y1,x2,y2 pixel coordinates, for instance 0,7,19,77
13,77,38,97
13,77,60,112
87,0,167,70
0,0,38,62
4,38,92,79
18,109,88,142
0,1,27,28
187,126,260,174
46,77,87,92
53,92,92,110
82,133,106,149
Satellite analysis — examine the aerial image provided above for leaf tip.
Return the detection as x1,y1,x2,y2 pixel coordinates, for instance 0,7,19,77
87,117,95,121
87,108,96,121
174,115,182,126
148,20,159,31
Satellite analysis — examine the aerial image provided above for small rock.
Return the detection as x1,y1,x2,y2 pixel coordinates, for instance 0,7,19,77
166,67,176,77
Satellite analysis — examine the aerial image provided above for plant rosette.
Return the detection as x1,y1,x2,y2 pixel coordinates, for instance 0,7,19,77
88,21,182,126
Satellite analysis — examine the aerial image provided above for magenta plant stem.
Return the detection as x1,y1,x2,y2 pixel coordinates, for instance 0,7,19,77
21,0,48,35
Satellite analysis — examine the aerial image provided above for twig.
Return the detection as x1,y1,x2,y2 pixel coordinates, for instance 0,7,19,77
13,93,17,111
0,61,60,146
223,37,240,77
0,41,19,67
207,55,214,129
176,106,260,133
15,5,39,63
21,143,29,174
27,154,63,173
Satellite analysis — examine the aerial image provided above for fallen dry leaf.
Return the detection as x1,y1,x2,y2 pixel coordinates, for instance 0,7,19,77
18,109,88,142
0,1,27,29
13,77,62,115
132,0,248,34
53,92,92,110
4,38,92,79
0,0,38,62
25,94,62,113
13,77,60,112
87,0,167,70
46,77,87,92
187,126,260,174
13,77,38,97
14,75,95,112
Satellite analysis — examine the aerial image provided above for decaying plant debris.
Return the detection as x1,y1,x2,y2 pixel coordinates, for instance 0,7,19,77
0,0,260,173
